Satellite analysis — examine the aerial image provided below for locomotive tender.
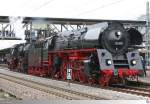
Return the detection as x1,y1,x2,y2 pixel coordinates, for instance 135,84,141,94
8,22,144,86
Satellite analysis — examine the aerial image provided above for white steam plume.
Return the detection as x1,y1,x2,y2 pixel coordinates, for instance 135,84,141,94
9,16,25,40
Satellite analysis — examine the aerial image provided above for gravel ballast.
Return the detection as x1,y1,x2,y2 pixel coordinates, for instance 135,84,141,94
0,68,149,100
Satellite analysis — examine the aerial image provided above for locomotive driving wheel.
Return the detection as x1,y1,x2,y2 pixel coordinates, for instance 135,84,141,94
78,70,87,83
73,61,87,83
60,61,67,80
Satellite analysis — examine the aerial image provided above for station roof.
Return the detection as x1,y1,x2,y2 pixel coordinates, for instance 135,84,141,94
0,16,146,25
0,37,21,40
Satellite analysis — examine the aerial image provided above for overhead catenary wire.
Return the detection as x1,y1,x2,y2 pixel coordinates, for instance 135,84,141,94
31,0,56,12
76,0,126,17
14,0,56,15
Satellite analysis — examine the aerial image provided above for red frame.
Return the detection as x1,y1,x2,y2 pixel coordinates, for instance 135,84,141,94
9,48,142,86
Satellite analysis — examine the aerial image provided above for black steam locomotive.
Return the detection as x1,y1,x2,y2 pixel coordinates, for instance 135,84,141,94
8,22,144,86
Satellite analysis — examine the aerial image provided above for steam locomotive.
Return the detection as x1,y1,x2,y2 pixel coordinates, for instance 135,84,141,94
8,22,144,86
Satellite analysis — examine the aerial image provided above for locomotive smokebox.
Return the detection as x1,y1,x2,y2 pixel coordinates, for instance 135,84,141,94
99,22,130,54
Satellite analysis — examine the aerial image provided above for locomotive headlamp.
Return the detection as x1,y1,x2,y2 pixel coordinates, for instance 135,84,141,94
131,59,137,65
117,31,121,36
115,31,122,38
106,59,112,65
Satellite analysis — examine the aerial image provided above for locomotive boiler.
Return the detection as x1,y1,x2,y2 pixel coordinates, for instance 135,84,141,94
8,22,145,86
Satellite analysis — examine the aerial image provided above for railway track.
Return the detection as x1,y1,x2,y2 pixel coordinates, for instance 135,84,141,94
0,72,105,100
51,78,150,98
70,77,150,98
0,66,150,99
108,86,150,98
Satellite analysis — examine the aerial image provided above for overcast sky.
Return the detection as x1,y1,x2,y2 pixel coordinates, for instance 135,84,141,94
0,0,149,49
0,0,149,19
